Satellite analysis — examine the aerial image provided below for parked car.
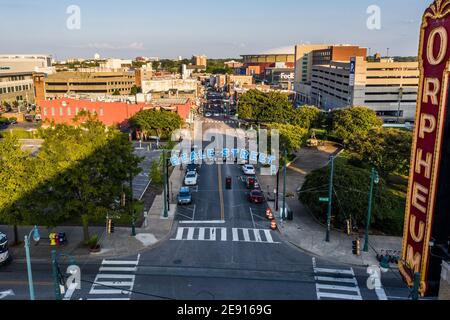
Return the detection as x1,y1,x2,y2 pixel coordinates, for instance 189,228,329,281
248,190,265,204
0,232,11,265
242,164,256,175
214,113,220,117
187,163,198,173
205,112,212,117
177,187,192,205
184,171,198,186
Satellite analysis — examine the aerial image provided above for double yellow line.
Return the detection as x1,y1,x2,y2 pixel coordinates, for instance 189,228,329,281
217,164,225,222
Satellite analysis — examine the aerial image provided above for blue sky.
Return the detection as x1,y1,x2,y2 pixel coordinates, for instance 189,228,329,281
0,0,429,60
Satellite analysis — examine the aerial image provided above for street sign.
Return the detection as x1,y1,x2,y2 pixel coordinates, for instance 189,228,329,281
319,197,329,202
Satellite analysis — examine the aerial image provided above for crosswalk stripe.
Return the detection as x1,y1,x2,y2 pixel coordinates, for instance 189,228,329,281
94,281,134,287
232,228,239,242
315,276,358,284
87,298,130,301
253,229,262,242
317,292,362,300
175,227,185,240
221,227,227,241
99,267,137,272
187,228,195,240
263,230,274,243
89,289,132,295
198,228,205,241
242,229,250,242
314,268,355,276
95,274,135,280
209,228,216,241
102,260,139,266
316,284,361,293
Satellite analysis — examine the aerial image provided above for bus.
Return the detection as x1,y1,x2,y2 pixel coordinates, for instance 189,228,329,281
0,232,11,265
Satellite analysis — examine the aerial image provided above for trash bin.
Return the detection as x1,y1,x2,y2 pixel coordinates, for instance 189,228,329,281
287,209,294,221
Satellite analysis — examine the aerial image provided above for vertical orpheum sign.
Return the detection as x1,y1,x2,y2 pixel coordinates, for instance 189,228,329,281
399,0,450,296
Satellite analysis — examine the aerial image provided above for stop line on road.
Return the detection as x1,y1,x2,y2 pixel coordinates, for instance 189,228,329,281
171,227,280,244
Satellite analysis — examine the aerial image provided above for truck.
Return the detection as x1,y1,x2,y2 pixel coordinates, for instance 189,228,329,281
177,187,192,205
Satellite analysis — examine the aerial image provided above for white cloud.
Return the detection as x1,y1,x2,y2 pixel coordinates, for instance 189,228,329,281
70,42,146,50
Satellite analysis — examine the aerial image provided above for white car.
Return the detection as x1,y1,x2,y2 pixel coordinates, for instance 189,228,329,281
184,171,198,186
214,113,220,117
205,112,212,117
242,164,256,175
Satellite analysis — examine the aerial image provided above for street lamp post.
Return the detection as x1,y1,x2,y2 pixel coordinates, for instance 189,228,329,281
363,168,379,252
325,156,335,242
282,149,287,222
130,169,136,237
163,150,168,218
24,226,40,300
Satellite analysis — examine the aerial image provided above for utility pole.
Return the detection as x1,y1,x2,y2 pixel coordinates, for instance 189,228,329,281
166,150,170,212
326,155,334,242
51,250,62,301
275,168,280,211
364,168,379,252
163,150,168,218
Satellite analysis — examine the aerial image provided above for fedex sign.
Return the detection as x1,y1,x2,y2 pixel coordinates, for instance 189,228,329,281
399,0,450,296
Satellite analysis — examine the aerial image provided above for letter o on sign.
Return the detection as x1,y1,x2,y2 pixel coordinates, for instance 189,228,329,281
427,27,448,65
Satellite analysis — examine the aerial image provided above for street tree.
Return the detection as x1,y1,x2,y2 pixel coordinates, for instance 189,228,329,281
292,106,322,129
129,109,183,141
267,123,308,154
331,106,383,144
238,90,294,123
349,128,412,177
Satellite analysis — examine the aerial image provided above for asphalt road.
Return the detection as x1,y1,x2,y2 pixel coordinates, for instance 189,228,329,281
0,116,412,301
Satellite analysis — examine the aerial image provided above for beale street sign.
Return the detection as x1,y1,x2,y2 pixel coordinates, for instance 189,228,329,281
399,0,450,295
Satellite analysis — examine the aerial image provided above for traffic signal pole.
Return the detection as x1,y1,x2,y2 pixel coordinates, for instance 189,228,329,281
130,169,136,237
364,168,377,252
163,150,168,218
325,156,334,242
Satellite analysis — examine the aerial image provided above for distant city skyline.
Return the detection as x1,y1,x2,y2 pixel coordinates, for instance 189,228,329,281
0,0,429,60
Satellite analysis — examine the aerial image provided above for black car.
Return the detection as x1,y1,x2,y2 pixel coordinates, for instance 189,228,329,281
187,163,198,173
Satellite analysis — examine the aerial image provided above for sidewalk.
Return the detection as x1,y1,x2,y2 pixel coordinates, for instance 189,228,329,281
257,145,403,268
3,165,184,263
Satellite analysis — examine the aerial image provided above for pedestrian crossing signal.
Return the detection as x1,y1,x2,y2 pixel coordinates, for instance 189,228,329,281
107,219,115,234
352,239,360,256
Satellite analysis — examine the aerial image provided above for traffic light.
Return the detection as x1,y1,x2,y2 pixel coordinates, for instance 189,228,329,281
352,239,360,256
107,219,115,234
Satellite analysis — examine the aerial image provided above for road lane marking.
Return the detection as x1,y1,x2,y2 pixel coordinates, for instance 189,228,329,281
175,227,185,240
187,228,195,240
221,227,227,241
242,229,250,242
313,259,362,300
102,260,139,266
198,228,205,240
209,228,216,241
232,228,239,242
263,230,274,243
99,267,137,272
217,164,225,221
253,229,262,242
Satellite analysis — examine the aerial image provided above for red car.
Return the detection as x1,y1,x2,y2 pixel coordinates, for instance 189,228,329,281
248,190,264,204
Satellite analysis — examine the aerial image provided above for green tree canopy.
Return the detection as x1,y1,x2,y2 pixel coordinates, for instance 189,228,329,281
331,106,383,144
129,109,183,140
349,128,412,177
238,90,294,124
292,106,322,129
267,123,308,153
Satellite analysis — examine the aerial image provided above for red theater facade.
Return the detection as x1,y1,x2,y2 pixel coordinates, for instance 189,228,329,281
400,0,450,296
